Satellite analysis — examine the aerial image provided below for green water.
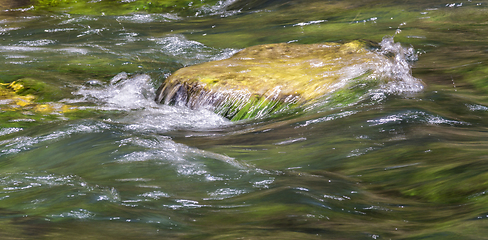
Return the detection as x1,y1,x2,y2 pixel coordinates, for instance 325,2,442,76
1,0,488,239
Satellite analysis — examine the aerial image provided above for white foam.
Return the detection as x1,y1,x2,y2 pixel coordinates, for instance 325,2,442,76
293,20,327,27
196,0,240,17
74,72,231,132
374,36,425,93
16,39,57,46
116,13,181,23
205,188,247,200
367,110,469,126
0,128,23,136
466,104,488,111
74,73,156,110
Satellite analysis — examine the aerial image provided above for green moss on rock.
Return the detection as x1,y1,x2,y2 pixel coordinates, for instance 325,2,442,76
10,78,65,102
155,40,385,120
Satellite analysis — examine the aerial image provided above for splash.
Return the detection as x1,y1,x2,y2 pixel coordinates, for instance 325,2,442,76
328,36,424,96
72,72,230,132
73,72,156,110
313,36,424,112
196,0,240,17
373,36,424,93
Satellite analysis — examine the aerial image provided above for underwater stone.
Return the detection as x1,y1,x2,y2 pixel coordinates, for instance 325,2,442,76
0,79,76,119
155,40,384,121
31,0,221,15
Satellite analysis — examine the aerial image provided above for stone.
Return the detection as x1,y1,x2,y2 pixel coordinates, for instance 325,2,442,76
155,40,384,121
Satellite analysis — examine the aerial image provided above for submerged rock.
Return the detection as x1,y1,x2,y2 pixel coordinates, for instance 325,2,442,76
155,40,399,120
0,79,80,128
30,0,221,15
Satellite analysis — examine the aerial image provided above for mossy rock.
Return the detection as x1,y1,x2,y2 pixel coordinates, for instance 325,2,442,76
0,79,90,128
7,78,66,102
155,40,385,120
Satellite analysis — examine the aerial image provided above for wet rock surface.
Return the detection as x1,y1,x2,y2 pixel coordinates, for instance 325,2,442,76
155,40,383,120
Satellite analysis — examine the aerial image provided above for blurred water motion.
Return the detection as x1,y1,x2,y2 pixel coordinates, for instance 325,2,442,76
1,0,488,239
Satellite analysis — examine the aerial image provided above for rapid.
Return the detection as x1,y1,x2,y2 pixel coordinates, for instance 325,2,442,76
1,0,488,239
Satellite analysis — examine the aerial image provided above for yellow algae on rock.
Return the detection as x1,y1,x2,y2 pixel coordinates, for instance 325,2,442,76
8,81,25,92
60,105,77,113
33,104,53,113
0,79,78,126
12,96,35,108
155,40,385,120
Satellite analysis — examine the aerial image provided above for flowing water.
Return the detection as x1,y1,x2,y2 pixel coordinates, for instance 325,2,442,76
1,0,488,239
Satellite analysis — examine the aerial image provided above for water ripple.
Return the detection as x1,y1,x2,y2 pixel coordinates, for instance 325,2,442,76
367,110,469,126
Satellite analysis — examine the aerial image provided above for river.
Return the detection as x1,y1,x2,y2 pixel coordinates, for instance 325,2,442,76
0,0,488,239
